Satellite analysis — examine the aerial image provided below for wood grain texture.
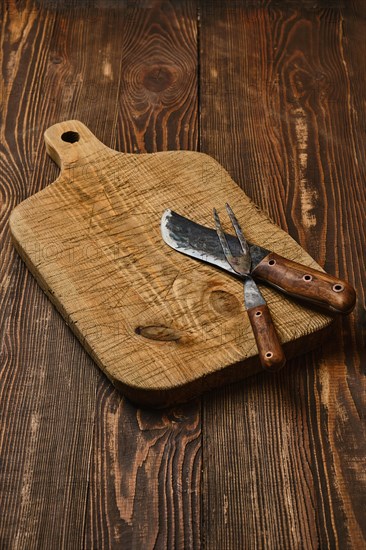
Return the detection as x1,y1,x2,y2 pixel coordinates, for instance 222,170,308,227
85,391,201,549
82,3,202,547
1,0,202,548
252,252,357,313
0,2,99,548
82,2,201,548
1,0,364,548
200,1,365,549
10,120,332,406
247,303,286,372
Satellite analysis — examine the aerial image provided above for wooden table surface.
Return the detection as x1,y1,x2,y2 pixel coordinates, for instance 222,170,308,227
1,1,365,548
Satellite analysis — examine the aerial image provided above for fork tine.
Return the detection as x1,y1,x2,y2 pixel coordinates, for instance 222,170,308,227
225,203,250,257
213,208,235,264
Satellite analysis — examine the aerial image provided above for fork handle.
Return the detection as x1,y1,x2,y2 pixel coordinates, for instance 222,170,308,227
247,304,286,372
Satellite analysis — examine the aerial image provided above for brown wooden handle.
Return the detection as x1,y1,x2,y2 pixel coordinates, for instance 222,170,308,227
247,304,286,372
252,252,356,314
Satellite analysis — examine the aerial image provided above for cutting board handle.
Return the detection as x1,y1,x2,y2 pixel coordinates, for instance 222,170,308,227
44,120,113,170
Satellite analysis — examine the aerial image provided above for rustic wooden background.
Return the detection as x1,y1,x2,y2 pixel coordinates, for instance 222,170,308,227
1,0,365,548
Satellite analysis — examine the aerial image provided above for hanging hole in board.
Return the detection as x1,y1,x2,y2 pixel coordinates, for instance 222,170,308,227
61,131,80,143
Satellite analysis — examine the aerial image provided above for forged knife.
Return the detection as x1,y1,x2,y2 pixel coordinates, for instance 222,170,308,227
161,209,356,314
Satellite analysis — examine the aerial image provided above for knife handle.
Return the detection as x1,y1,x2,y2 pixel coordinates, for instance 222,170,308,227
247,304,286,372
252,252,356,314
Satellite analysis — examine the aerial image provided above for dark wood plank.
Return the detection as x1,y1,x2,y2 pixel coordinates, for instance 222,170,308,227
86,390,201,549
200,1,365,548
81,2,201,548
0,3,99,548
1,1,200,548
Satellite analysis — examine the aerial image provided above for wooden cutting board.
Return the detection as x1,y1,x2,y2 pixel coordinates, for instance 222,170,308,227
9,120,332,407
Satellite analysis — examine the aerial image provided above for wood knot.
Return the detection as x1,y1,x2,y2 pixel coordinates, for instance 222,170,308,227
50,55,63,64
142,65,176,92
209,290,241,317
135,325,181,342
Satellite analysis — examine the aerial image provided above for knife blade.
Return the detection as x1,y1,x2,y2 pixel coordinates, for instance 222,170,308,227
161,209,356,314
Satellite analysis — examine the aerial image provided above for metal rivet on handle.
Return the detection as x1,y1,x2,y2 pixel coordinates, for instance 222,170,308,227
303,274,313,282
332,283,344,292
